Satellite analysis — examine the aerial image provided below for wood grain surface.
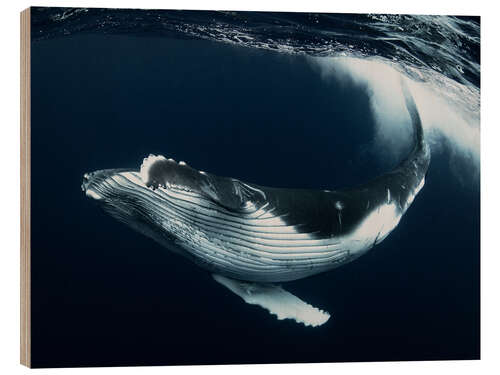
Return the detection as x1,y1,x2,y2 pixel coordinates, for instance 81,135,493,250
20,7,31,368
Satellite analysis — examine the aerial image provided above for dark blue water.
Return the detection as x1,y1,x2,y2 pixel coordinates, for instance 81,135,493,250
30,8,479,368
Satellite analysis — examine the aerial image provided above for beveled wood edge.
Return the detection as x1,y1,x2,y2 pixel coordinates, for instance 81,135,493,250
20,7,31,368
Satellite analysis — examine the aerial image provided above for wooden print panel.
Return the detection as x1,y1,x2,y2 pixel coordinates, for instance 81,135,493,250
20,7,31,368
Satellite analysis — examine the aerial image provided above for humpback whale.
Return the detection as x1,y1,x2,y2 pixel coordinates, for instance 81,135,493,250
81,81,430,327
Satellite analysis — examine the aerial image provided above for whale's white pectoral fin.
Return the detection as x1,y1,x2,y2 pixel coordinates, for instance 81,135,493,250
212,274,330,327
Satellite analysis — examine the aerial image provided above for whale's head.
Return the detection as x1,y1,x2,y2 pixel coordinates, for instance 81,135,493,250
81,155,274,266
82,155,267,214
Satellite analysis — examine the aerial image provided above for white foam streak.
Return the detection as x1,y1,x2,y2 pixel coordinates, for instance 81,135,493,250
312,56,480,180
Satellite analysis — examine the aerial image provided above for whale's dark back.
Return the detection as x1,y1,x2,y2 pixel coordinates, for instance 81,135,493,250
252,81,431,241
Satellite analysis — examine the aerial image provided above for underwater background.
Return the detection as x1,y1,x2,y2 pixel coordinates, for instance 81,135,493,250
29,8,480,367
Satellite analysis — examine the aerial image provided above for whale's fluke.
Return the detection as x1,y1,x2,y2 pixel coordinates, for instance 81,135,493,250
212,274,330,327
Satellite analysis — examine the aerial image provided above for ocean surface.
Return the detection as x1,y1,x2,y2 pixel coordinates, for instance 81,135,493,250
30,7,480,367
